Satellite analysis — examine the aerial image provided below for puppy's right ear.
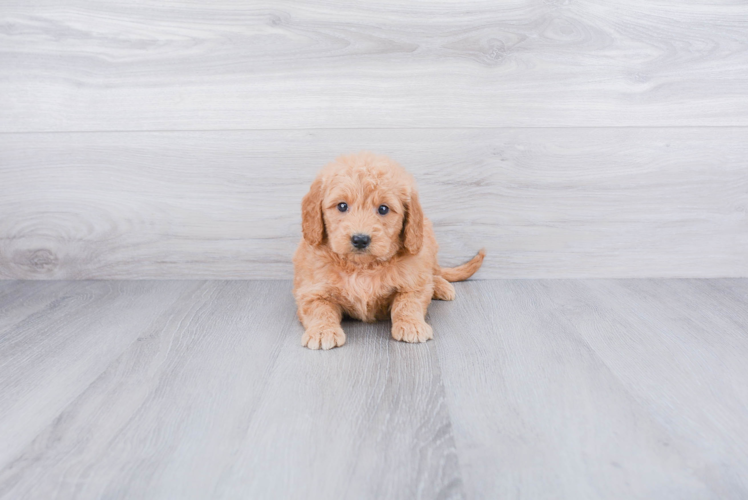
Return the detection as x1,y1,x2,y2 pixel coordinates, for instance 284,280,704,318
301,178,325,246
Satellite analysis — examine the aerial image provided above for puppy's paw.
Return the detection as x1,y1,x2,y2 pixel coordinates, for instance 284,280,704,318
302,326,346,350
433,277,456,301
392,320,433,343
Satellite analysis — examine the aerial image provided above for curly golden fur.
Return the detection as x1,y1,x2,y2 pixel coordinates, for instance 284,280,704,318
293,152,485,350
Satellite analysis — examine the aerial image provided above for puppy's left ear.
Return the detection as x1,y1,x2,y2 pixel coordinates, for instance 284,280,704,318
301,178,325,246
403,189,424,255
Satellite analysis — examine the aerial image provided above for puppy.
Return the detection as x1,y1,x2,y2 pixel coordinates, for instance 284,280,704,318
293,152,485,350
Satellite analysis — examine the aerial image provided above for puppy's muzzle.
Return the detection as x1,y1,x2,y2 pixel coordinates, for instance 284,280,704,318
351,233,371,250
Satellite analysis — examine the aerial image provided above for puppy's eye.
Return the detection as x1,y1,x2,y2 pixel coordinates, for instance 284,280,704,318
337,202,348,212
378,205,389,215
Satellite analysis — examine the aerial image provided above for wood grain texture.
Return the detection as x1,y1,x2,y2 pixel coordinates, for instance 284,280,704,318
431,279,748,499
0,280,190,473
1,128,746,279
0,280,460,500
2,279,748,498
1,0,748,132
558,279,748,498
213,319,461,500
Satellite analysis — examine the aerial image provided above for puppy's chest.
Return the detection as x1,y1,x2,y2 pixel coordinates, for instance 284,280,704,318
337,270,395,322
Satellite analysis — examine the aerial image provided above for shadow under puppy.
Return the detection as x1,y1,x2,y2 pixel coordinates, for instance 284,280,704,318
293,152,485,350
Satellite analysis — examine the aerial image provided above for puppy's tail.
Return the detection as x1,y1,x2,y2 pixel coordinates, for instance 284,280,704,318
439,249,486,282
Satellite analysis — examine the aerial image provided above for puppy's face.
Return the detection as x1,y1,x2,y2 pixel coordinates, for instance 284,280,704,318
323,174,405,260
301,153,423,262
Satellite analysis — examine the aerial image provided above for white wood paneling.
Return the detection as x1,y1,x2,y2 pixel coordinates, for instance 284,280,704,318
1,0,747,131
1,0,747,279
1,128,746,279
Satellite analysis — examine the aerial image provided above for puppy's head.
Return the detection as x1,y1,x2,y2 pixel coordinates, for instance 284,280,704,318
301,152,423,262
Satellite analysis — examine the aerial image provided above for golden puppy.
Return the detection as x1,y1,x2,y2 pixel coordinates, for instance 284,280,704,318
293,152,485,350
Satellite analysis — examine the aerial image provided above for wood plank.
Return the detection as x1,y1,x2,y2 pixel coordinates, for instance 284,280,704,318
214,319,461,500
0,280,190,472
0,281,291,499
431,279,748,499
3,279,747,497
1,128,746,279
556,279,748,497
0,281,461,499
1,0,748,132
0,281,69,331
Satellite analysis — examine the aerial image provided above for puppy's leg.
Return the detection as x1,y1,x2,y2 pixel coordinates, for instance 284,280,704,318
433,275,456,301
391,289,433,343
298,299,345,350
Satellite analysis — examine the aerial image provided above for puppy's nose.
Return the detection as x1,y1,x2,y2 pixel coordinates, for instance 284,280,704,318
351,233,371,250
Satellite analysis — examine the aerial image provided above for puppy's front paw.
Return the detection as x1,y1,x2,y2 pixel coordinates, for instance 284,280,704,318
392,320,433,343
302,326,346,350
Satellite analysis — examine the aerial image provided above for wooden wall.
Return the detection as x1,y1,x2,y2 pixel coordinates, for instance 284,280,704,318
1,0,747,279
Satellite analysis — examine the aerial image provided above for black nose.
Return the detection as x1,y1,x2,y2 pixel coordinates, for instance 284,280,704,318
351,233,371,250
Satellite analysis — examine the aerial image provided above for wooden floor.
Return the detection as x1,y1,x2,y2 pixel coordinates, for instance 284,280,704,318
1,279,747,499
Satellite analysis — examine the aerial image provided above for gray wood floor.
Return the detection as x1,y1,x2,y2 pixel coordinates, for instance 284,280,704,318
1,279,747,499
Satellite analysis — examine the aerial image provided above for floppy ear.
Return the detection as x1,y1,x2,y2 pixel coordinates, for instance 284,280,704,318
403,189,424,254
301,178,325,246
